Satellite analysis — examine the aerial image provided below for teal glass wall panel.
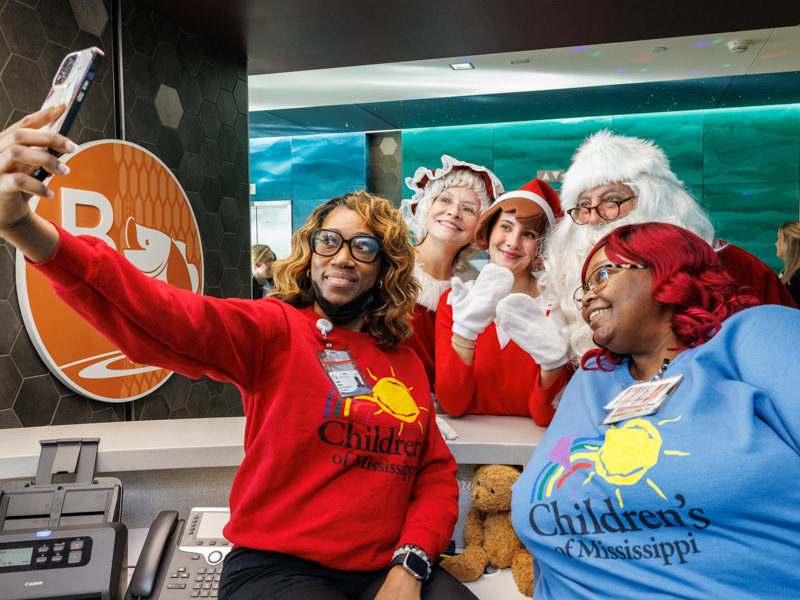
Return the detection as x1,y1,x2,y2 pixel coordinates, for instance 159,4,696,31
703,105,800,186
612,111,703,188
292,198,328,231
401,126,494,199
703,181,800,272
291,133,367,201
493,117,611,192
250,137,292,201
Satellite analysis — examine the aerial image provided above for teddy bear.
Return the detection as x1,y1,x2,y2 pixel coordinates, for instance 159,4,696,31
440,464,534,596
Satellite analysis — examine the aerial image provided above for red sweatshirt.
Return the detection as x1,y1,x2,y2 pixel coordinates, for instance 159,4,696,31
33,227,459,571
434,290,568,426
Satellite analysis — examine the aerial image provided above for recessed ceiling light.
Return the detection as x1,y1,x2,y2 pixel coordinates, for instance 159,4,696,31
450,62,475,70
651,47,667,53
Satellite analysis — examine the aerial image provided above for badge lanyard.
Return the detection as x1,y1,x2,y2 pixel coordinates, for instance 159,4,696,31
315,318,373,397
600,358,682,425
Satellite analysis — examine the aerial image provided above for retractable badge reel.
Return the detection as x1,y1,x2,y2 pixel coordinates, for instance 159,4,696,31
315,319,373,396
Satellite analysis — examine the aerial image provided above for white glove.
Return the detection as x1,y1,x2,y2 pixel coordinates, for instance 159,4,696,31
495,293,569,370
450,264,514,340
436,416,458,440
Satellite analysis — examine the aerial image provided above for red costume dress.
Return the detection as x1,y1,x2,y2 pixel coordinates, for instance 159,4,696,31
403,263,477,389
33,227,459,570
718,242,797,308
434,289,568,426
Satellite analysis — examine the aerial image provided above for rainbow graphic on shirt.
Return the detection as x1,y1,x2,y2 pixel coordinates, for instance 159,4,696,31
532,417,689,508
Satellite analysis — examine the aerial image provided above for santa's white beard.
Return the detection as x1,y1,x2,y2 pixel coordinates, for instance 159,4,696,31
539,211,651,365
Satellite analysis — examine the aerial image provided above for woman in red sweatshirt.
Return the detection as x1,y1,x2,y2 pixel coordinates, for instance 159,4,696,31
0,107,476,600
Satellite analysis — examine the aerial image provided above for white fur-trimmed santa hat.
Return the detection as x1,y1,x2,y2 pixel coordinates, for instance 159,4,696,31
474,179,563,248
559,130,682,211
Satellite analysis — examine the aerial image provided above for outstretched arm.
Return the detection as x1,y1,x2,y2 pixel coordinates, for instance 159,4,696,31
0,106,77,262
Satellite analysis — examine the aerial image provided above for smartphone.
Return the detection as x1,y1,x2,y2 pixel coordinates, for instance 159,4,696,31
32,46,104,180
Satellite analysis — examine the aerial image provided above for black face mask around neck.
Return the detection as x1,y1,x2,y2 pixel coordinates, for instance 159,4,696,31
308,283,378,327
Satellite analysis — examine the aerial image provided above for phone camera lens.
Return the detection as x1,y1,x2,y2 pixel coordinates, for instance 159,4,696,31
55,56,76,85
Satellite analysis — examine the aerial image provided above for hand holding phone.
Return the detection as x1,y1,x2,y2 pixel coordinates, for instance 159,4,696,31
31,46,104,180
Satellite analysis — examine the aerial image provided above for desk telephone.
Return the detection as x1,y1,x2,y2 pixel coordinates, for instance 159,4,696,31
126,507,231,600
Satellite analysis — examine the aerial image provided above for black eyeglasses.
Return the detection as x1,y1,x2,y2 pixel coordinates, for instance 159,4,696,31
310,228,382,263
567,195,636,225
573,263,649,308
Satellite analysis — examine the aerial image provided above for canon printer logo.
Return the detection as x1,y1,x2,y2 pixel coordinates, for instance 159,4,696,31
25,581,43,586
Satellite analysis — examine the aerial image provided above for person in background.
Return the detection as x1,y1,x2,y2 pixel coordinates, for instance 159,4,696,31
400,155,503,388
434,180,570,425
776,221,800,307
251,243,276,298
512,222,800,599
538,130,797,365
0,108,477,600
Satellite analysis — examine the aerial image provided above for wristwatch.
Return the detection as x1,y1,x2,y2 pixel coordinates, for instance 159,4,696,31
390,544,432,581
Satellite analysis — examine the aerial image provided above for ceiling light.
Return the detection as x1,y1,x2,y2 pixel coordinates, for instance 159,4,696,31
509,58,530,64
650,47,667,53
450,62,475,70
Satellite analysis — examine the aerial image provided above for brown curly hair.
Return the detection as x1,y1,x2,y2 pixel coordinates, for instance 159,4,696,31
271,191,420,347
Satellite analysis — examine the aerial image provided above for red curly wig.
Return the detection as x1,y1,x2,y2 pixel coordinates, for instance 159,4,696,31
580,222,758,370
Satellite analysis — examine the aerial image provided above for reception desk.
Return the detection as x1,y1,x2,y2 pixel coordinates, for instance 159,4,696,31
1,415,542,599
0,414,546,529
0,414,546,479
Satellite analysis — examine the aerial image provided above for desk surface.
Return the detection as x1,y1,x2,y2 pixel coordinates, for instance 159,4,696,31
0,415,546,479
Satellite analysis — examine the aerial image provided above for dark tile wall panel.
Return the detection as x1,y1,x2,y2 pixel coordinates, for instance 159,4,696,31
0,0,247,428
367,132,402,208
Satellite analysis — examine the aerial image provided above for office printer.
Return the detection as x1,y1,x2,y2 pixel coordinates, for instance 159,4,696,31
0,438,127,600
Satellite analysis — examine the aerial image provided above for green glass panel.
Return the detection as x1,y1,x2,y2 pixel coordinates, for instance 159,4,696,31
703,105,800,185
612,111,703,188
703,181,800,273
402,126,494,198
493,117,612,192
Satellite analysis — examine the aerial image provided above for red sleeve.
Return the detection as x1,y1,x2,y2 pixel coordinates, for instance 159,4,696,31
529,363,573,426
433,290,477,417
403,305,437,388
718,242,797,309
32,225,274,391
398,406,459,558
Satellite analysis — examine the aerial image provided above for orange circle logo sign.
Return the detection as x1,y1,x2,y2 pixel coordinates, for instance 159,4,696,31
16,141,204,402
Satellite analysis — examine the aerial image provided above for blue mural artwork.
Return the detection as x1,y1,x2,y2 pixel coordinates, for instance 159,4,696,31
250,103,800,272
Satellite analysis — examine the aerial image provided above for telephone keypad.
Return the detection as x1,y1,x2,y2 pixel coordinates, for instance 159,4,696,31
169,564,220,597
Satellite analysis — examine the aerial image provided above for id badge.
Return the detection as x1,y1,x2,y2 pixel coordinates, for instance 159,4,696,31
317,349,373,397
600,374,683,425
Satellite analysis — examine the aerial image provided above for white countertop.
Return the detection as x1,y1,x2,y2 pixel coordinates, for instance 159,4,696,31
0,414,546,480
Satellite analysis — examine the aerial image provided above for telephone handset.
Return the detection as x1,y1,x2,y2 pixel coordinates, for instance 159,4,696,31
125,511,184,600
125,510,183,600
126,507,231,599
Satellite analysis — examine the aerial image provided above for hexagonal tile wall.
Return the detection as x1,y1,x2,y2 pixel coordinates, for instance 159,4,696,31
368,132,403,207
0,0,248,428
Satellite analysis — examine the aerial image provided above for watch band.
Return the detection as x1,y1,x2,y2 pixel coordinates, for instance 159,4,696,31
391,544,432,581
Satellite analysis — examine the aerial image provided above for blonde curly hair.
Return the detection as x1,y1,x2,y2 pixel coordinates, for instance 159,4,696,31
271,191,419,347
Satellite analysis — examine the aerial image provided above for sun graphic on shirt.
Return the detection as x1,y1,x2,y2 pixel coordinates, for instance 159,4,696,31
354,367,428,435
532,417,690,508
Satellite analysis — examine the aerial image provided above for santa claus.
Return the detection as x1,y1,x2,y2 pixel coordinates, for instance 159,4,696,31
539,130,796,365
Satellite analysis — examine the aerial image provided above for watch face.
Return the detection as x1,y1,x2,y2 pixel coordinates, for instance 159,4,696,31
404,552,428,578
